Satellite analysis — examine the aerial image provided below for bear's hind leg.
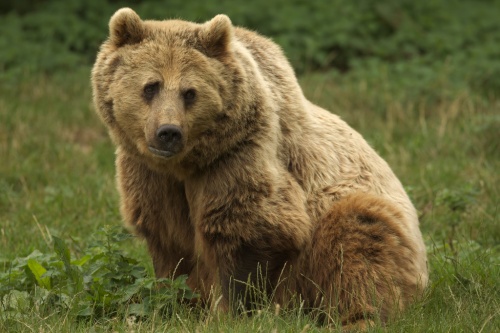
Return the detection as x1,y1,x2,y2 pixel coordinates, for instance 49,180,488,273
300,192,424,328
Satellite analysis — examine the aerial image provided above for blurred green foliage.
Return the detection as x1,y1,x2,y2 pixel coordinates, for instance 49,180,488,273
1,0,500,96
0,226,196,320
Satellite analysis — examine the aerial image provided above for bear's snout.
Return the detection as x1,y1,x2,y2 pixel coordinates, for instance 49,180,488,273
148,124,184,159
157,124,183,145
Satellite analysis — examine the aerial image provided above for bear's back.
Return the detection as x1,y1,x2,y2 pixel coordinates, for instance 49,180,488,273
232,26,426,275
232,26,412,215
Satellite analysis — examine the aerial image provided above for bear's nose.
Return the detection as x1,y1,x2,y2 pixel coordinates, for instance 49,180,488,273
156,124,183,145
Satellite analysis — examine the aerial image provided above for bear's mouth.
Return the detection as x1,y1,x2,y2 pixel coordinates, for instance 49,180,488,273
148,146,177,159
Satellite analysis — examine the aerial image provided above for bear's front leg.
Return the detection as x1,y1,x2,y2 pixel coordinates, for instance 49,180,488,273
116,151,195,279
204,228,299,312
186,167,312,312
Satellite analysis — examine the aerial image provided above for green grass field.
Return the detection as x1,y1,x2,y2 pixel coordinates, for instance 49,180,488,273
0,68,499,332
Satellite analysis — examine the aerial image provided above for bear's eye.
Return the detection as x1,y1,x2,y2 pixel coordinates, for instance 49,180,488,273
143,82,160,102
182,89,197,106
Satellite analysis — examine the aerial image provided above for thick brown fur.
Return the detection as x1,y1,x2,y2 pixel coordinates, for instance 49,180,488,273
91,8,428,327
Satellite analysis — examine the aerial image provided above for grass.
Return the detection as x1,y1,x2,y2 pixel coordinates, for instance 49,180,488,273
0,68,499,332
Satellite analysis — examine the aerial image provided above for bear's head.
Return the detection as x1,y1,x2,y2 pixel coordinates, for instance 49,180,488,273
92,8,272,178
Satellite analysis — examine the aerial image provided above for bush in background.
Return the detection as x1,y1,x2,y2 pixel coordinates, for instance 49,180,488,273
1,0,500,97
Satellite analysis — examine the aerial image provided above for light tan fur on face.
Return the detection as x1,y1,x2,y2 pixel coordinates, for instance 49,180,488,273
92,7,428,328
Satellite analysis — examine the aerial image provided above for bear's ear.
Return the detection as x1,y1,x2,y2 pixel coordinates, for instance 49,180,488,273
200,14,233,58
109,8,144,47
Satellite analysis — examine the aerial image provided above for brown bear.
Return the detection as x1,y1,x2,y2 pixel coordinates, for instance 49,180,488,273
91,7,428,328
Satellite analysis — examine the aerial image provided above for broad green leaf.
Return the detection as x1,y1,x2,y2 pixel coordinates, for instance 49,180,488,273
2,290,31,311
76,305,93,317
116,283,142,303
127,303,147,316
52,235,84,292
72,254,90,266
53,236,71,267
26,259,51,290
